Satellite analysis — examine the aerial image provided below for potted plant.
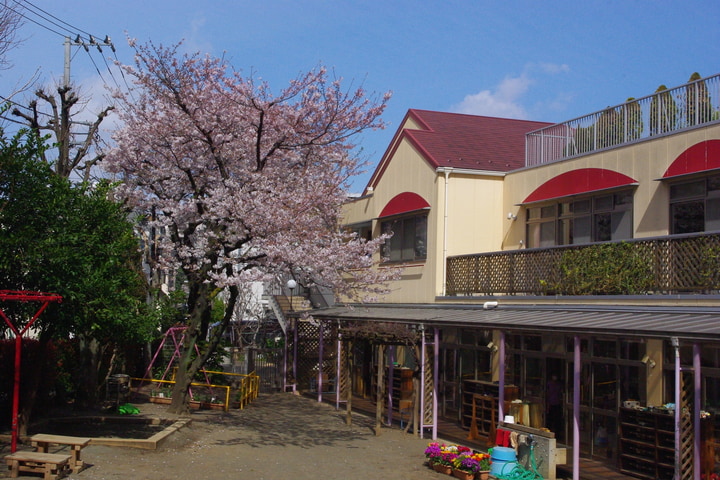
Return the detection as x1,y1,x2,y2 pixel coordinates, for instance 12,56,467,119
451,452,478,480
424,442,443,468
477,452,492,479
433,444,458,475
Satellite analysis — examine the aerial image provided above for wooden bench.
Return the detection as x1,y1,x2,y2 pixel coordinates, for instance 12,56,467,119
4,451,71,480
31,434,91,473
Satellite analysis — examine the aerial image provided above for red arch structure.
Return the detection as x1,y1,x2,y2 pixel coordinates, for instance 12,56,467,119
0,290,62,452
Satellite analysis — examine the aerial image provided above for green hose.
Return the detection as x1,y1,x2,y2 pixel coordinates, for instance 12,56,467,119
494,439,544,480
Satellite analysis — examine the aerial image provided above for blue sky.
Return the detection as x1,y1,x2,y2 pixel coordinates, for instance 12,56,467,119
2,0,719,192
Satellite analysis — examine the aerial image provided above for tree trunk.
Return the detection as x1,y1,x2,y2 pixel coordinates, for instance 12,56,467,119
168,278,239,415
374,343,384,436
75,335,102,408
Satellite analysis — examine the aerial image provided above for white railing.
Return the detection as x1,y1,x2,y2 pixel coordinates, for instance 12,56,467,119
526,73,720,166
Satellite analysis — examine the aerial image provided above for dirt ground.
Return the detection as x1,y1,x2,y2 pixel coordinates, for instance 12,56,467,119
2,393,445,480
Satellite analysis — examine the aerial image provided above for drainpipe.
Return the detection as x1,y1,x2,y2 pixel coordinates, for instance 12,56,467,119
694,343,701,480
673,336,680,480
573,336,580,480
433,327,439,440
440,168,452,296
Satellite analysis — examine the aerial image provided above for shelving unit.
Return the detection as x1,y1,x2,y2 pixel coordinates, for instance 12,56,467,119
371,366,414,413
461,380,519,435
388,367,413,413
619,407,675,480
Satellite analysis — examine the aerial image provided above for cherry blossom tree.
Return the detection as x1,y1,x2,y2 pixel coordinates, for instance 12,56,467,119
104,41,398,413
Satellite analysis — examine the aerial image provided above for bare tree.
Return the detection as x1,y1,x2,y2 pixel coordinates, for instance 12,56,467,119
0,0,24,70
11,85,114,181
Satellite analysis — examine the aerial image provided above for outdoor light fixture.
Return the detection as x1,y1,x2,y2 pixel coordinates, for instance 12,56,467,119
286,279,297,312
486,341,498,353
507,212,517,221
641,355,656,368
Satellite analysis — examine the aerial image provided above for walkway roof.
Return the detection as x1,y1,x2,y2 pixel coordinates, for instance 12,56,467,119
308,303,720,342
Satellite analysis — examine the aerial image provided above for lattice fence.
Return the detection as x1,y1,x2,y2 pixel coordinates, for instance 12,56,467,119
423,339,435,425
446,232,720,296
289,320,338,392
680,371,694,480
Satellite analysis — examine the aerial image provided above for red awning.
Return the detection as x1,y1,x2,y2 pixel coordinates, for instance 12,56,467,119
522,168,638,204
662,140,720,179
378,192,430,218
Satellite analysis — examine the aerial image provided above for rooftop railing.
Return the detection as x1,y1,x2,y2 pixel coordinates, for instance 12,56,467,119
445,232,720,296
526,74,720,167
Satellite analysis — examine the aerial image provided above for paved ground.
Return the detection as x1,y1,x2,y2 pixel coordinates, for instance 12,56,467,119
2,393,444,480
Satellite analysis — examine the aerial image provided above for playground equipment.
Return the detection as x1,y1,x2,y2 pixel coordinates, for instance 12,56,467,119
0,290,62,453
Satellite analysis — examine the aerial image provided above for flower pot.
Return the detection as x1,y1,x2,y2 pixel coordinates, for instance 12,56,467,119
432,463,452,475
149,396,172,405
451,468,474,480
476,471,490,480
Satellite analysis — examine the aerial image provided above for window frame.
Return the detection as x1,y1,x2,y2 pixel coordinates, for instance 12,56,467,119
669,173,720,234
525,189,634,248
380,212,428,263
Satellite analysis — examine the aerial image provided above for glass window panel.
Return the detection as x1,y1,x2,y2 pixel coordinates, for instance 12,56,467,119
541,205,556,218
574,199,591,214
701,345,720,368
558,218,572,245
614,191,634,207
573,216,592,244
594,212,612,241
525,357,543,398
619,340,641,360
593,339,617,358
524,335,542,351
527,223,541,248
415,215,428,258
593,363,617,411
594,195,613,212
708,175,720,194
459,330,476,345
611,210,633,240
401,219,415,260
540,221,556,247
527,207,541,220
707,197,720,232
619,365,641,404
671,180,705,200
671,200,704,234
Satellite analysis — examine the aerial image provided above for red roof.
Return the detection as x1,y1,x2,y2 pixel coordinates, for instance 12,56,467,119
366,109,552,192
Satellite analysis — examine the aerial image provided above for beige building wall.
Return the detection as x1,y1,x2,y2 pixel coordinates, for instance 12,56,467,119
343,136,440,304
503,124,720,246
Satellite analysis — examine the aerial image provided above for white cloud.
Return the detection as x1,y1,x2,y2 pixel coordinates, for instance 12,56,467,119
452,73,532,119
452,62,570,119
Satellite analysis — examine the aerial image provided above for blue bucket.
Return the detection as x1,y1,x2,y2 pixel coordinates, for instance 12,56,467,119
490,446,518,477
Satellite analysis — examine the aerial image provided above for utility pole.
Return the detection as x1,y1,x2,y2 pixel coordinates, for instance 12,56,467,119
63,35,115,88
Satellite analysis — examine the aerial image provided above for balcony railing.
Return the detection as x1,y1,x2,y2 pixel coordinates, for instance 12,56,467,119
445,232,720,296
526,73,720,167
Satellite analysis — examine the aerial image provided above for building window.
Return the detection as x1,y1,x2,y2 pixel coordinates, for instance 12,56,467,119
526,190,633,248
345,221,372,242
380,214,427,262
669,173,720,234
